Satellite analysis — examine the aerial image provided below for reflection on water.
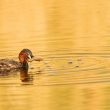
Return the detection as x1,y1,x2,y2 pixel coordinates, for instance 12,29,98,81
20,66,33,83
0,0,110,110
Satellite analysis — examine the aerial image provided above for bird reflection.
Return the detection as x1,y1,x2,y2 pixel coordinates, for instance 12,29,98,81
20,65,33,82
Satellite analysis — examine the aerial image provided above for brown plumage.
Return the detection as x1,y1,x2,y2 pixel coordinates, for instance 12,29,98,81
0,49,34,74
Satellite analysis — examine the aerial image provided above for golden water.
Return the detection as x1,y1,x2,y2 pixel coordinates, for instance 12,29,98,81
0,0,110,110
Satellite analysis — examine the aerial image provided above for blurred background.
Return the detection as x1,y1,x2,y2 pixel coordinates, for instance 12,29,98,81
0,0,110,55
0,0,110,110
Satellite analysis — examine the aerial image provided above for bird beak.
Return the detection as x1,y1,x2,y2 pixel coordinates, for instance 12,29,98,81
27,54,32,62
28,54,32,59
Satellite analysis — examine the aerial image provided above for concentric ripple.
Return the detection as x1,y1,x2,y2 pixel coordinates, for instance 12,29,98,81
31,50,110,86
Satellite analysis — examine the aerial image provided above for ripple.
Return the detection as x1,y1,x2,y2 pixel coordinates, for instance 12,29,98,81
32,51,110,86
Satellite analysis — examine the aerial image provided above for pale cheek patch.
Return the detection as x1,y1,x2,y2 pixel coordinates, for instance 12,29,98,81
28,55,31,59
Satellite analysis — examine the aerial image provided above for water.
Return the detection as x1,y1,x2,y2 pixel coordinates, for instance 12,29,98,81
0,0,110,110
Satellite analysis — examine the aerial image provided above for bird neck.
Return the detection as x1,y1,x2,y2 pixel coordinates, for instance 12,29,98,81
21,61,29,70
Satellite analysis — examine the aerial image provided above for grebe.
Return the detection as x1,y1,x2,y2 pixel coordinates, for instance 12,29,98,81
0,49,42,74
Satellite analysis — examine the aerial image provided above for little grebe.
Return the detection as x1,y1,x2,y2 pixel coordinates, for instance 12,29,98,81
0,49,42,73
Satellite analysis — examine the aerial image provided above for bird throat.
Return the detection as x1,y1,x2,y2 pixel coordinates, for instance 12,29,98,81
21,62,29,70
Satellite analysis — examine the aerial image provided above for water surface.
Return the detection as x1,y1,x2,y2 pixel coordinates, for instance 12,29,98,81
0,0,110,110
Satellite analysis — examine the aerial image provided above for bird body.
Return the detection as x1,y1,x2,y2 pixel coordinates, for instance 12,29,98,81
0,49,37,74
0,59,21,73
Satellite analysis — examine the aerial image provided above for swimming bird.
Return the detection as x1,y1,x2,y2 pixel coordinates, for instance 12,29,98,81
0,49,42,74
